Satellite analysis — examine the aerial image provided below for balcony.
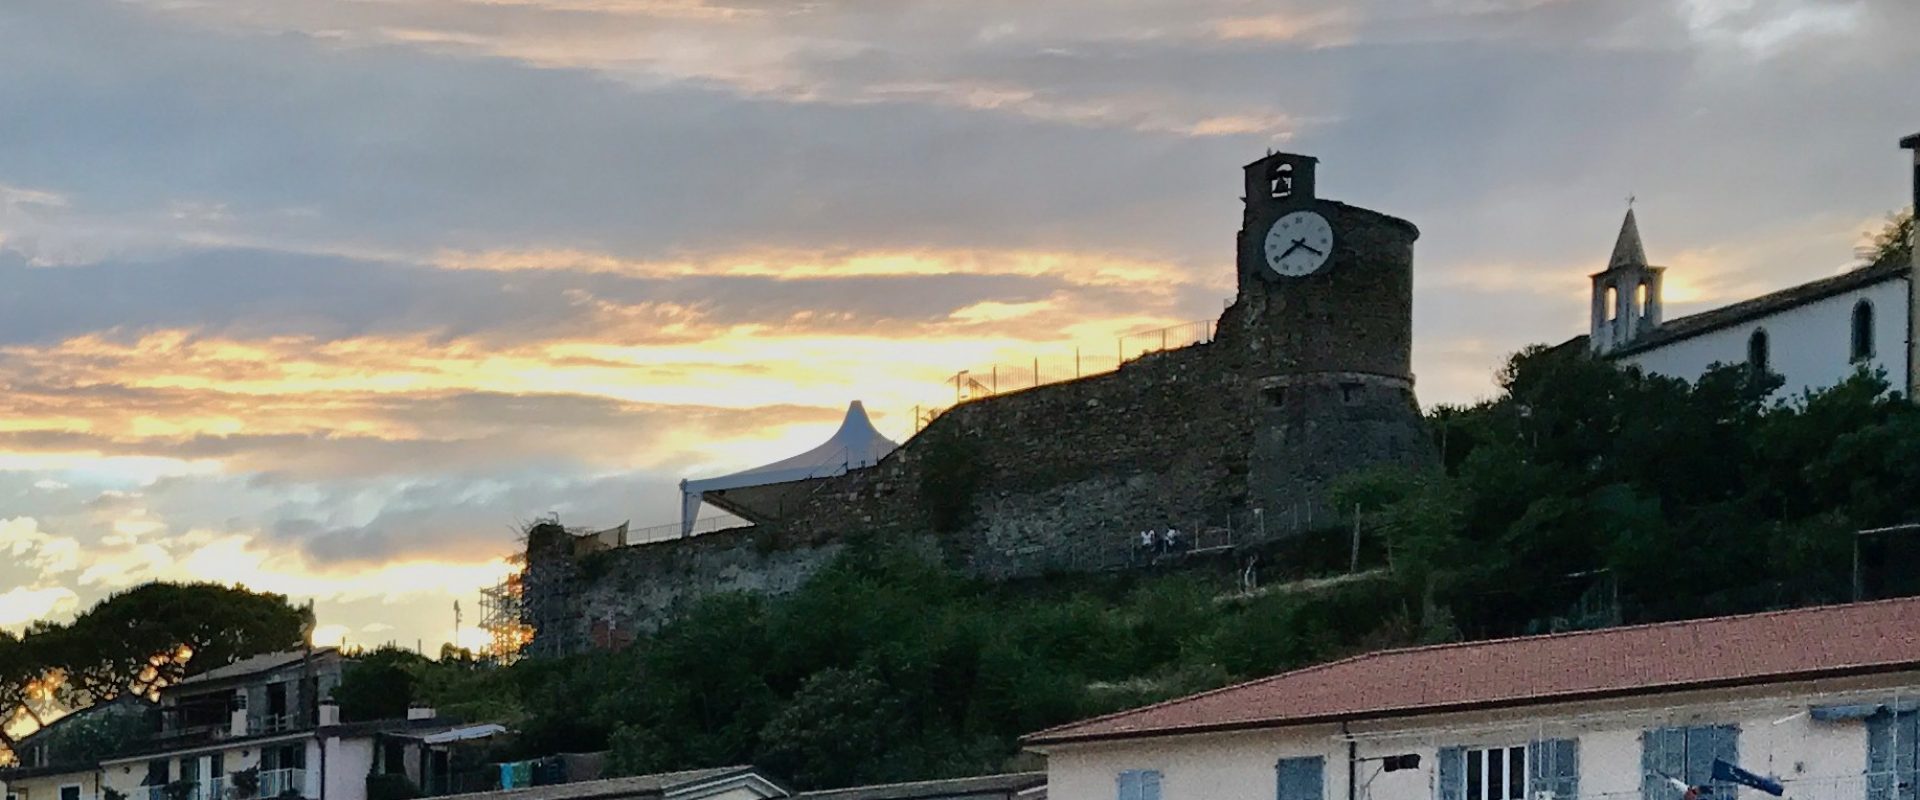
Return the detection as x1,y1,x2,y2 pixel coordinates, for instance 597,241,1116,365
142,780,227,800
259,768,306,798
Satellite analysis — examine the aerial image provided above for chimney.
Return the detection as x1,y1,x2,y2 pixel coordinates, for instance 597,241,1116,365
318,697,341,727
230,690,250,736
406,703,436,721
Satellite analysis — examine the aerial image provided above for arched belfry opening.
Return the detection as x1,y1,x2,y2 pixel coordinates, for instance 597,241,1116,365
1589,208,1666,354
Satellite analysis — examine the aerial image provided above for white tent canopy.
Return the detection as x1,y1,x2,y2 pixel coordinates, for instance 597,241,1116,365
679,400,899,536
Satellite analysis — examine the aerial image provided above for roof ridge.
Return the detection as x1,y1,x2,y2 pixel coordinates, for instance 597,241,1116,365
1027,596,1920,742
799,771,1044,795
1025,647,1389,740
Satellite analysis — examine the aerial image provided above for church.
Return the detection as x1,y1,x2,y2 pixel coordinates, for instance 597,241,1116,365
1576,131,1920,400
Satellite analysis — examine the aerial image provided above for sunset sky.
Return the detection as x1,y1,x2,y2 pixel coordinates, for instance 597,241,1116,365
1,0,1915,653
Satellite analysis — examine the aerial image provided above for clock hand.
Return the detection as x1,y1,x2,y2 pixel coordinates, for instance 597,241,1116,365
1299,242,1324,256
1278,239,1308,259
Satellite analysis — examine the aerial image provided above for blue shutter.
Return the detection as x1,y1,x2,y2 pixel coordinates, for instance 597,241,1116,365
1690,725,1739,798
1439,746,1465,800
1118,770,1162,800
1643,728,1687,800
1870,711,1920,800
1530,739,1579,800
1278,757,1326,800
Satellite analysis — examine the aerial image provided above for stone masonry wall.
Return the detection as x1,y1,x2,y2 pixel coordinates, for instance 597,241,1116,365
527,339,1264,643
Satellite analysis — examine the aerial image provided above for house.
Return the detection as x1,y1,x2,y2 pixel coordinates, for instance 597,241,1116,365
1024,596,1920,800
1579,132,1920,400
3,648,508,800
793,772,1046,800
2,698,156,800
428,767,789,800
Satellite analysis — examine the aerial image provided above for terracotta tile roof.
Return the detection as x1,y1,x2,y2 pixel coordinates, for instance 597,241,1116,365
432,767,766,800
795,772,1046,800
1025,597,1920,745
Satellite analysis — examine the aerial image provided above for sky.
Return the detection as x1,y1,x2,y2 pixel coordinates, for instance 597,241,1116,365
0,0,1915,655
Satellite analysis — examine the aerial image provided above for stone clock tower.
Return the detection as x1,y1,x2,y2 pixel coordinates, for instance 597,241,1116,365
1217,152,1434,519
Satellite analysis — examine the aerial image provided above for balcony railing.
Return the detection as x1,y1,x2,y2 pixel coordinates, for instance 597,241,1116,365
259,768,306,798
143,780,227,800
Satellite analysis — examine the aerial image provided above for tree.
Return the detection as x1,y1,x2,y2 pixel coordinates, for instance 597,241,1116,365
0,583,306,764
332,647,427,722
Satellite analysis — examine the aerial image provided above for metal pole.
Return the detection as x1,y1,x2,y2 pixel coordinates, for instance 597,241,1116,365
1034,357,1040,387
1350,504,1361,573
1076,347,1081,378
992,365,998,394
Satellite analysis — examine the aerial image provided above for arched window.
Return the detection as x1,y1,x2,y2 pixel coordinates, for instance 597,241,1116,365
1748,328,1770,375
1636,281,1650,317
1604,285,1619,322
1852,299,1875,362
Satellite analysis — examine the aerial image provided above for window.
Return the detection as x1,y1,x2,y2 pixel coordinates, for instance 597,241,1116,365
1642,725,1739,800
1853,300,1876,362
1117,769,1162,800
1605,286,1619,322
1748,329,1770,375
144,759,170,787
1277,756,1324,800
7,789,21,800
1464,746,1527,800
1867,708,1918,800
58,786,81,800
1637,281,1651,317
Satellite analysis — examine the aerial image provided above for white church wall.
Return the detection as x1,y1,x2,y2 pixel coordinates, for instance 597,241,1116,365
1619,277,1910,400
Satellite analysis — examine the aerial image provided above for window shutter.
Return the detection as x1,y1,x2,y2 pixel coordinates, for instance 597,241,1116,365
1688,725,1739,797
1869,712,1896,800
1872,711,1920,800
1529,739,1579,800
1118,770,1161,800
1439,746,1465,800
1642,728,1686,800
1278,757,1326,800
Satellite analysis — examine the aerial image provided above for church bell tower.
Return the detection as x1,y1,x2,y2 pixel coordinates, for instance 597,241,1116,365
1217,152,1434,520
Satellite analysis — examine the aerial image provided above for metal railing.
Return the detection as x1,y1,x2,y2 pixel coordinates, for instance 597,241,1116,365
969,502,1335,579
259,768,304,798
938,318,1218,409
144,779,227,800
627,516,747,544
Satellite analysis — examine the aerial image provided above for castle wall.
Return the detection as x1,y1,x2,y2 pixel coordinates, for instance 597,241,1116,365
521,153,1438,652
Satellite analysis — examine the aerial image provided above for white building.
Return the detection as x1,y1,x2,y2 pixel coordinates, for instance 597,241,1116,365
3,649,505,800
1026,596,1920,800
1582,133,1920,400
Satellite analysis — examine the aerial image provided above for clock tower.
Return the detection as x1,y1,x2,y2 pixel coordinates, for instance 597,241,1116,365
1217,151,1433,519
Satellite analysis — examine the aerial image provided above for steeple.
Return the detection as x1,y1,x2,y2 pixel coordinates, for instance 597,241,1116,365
1609,208,1649,268
1589,205,1665,355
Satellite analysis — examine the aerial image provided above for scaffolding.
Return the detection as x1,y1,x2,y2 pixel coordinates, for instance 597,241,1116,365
478,554,532,664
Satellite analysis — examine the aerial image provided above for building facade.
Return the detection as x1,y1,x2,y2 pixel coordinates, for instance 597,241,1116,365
1027,597,1920,800
1584,133,1920,400
2,649,502,800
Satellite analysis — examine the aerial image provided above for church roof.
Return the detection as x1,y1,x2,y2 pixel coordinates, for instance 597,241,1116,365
1606,208,1649,269
1605,257,1908,358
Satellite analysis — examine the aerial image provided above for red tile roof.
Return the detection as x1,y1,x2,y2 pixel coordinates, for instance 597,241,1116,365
1025,597,1920,745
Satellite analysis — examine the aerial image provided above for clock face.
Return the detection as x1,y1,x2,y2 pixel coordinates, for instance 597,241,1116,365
1264,210,1334,277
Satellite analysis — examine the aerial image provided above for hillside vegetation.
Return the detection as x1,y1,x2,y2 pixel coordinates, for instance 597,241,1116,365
353,341,1920,792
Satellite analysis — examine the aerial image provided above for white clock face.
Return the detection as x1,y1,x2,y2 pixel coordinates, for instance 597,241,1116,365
1264,210,1334,277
